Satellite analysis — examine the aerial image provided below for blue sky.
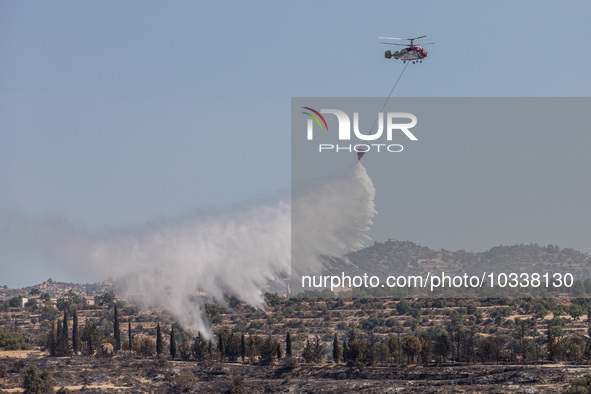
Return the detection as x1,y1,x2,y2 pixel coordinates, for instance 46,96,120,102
1,1,590,286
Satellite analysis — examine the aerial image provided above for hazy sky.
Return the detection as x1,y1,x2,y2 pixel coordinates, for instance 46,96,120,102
1,1,590,287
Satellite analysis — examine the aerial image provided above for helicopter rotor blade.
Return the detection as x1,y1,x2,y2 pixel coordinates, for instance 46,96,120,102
380,42,408,46
379,35,429,42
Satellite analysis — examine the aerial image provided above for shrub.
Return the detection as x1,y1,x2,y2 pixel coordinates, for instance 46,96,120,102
22,365,55,394
174,373,198,392
0,329,33,350
155,354,168,368
231,375,245,393
135,314,154,323
567,374,591,393
11,359,26,373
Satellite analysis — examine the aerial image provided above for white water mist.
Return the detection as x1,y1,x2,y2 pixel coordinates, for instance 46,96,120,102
0,162,376,335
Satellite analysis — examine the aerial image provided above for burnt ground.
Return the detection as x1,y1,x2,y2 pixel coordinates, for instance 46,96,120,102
1,352,590,393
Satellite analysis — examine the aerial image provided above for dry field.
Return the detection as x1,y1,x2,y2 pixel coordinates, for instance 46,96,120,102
1,350,591,393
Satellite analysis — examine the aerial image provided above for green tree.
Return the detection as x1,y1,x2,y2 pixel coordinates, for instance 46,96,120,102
40,306,59,322
567,374,591,393
276,341,283,360
100,291,116,308
128,318,132,352
343,329,366,366
448,310,463,362
9,296,22,308
141,338,156,357
56,320,64,356
72,311,79,355
156,322,163,356
264,292,282,306
179,339,192,361
240,332,246,362
365,332,378,365
333,333,342,363
387,335,401,365
570,343,582,364
286,332,292,358
402,335,422,364
478,336,498,363
419,334,434,364
312,335,325,363
260,335,280,364
47,321,57,356
217,327,241,362
547,319,565,361
56,298,71,312
301,338,315,363
569,305,584,321
113,303,121,351
396,299,411,315
192,332,208,362
217,328,227,361
81,319,102,356
170,326,177,360
0,328,33,351
61,310,69,356
434,334,450,364
66,289,81,304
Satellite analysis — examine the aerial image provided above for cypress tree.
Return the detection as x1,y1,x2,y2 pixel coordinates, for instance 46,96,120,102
207,340,214,358
48,320,57,356
342,338,349,363
217,329,227,361
56,320,64,356
61,310,69,355
114,303,120,351
333,333,342,363
286,332,292,358
128,318,132,352
156,322,163,355
547,322,556,361
241,333,246,362
170,326,177,360
72,311,79,355
88,329,93,356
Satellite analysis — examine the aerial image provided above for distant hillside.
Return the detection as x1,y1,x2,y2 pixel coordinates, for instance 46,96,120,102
4,240,590,300
306,240,591,297
344,240,591,279
0,279,116,300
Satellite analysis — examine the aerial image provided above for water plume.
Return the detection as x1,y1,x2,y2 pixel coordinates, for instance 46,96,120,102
0,162,376,335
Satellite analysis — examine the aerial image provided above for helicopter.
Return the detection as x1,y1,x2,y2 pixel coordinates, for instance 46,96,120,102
380,35,434,64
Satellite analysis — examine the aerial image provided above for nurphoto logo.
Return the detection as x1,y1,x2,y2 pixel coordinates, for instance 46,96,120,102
302,107,418,154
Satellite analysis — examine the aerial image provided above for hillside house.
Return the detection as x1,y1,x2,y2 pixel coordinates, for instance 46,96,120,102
21,296,43,308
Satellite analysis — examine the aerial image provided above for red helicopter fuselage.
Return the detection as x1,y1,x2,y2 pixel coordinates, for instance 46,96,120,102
386,46,428,62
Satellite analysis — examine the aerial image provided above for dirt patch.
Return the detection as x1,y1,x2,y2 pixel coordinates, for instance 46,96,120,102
0,350,44,359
